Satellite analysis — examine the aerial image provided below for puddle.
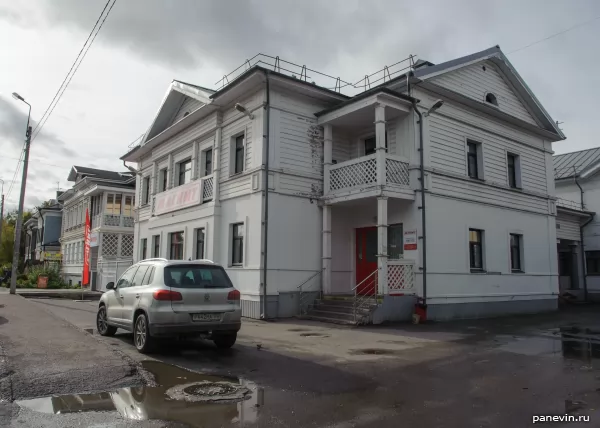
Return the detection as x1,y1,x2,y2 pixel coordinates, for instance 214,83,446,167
299,332,329,338
17,360,263,427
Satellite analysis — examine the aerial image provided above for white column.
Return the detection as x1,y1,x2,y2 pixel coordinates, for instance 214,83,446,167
322,205,332,294
377,196,388,295
191,141,199,180
375,104,386,186
323,125,333,195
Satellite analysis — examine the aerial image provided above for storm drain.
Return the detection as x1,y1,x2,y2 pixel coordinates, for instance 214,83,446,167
166,381,251,403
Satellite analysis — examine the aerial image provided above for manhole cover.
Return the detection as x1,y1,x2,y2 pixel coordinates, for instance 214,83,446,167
166,381,251,403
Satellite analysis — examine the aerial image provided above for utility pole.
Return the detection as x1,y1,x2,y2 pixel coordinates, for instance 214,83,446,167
0,179,4,250
10,92,32,295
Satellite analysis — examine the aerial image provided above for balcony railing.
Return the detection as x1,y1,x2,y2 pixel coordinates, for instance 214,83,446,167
327,153,410,195
201,174,214,202
92,214,135,228
386,260,415,295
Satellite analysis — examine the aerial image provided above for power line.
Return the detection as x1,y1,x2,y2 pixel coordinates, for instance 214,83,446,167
32,0,117,142
2,156,70,170
5,144,25,201
508,15,600,55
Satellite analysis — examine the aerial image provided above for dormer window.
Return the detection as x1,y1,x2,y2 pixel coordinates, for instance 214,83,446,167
485,93,498,106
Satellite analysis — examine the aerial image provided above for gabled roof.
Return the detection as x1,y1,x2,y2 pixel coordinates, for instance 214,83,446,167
68,166,135,183
554,147,600,180
141,80,214,145
409,46,564,140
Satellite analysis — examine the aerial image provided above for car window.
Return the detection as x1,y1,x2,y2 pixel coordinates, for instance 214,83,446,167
117,266,138,289
131,265,149,287
164,265,233,289
142,266,155,285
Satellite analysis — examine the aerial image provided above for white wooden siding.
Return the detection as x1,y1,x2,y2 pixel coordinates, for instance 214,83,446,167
430,60,537,126
429,113,548,194
220,117,253,181
278,111,322,176
220,175,253,200
556,213,580,241
279,174,321,196
332,130,350,164
170,97,205,126
152,112,218,160
430,175,549,214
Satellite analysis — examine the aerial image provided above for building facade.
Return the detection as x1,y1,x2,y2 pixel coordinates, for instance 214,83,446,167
554,148,599,301
58,166,136,289
23,200,63,266
123,46,564,322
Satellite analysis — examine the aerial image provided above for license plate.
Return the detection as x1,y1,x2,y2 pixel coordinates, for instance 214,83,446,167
192,313,221,322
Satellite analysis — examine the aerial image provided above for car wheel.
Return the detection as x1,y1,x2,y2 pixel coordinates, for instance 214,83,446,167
213,332,237,349
97,306,117,336
134,313,154,353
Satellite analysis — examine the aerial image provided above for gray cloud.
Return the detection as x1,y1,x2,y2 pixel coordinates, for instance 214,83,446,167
0,96,76,157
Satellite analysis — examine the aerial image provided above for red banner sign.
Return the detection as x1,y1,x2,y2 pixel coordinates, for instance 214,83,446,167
82,209,91,286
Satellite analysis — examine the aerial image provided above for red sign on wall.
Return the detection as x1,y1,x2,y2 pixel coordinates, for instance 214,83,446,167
82,209,91,287
403,229,418,251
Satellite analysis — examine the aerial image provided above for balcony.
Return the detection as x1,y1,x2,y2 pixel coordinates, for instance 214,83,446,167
151,173,214,216
329,153,410,192
92,214,134,229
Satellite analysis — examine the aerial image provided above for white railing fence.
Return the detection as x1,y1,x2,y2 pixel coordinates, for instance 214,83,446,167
330,154,377,191
385,156,410,185
201,175,214,202
386,260,415,295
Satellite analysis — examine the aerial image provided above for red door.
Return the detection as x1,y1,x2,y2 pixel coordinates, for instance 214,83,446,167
355,227,378,295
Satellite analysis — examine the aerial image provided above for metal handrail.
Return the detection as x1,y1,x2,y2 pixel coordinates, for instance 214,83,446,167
297,268,325,315
353,268,379,324
351,268,378,291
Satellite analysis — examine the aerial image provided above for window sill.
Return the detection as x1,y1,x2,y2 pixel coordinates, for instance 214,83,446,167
468,177,485,182
229,172,244,178
509,186,523,191
511,269,525,274
229,264,244,268
470,269,486,274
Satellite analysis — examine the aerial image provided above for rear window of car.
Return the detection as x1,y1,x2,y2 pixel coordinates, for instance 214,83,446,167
164,265,234,289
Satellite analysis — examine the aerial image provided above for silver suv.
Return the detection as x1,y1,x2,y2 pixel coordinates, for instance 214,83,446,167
96,259,241,353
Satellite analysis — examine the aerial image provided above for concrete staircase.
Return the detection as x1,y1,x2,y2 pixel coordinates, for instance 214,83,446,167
303,296,377,325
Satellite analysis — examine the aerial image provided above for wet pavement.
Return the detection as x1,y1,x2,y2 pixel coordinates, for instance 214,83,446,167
8,298,600,427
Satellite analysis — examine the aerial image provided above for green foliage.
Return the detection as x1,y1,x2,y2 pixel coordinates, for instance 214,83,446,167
25,266,73,289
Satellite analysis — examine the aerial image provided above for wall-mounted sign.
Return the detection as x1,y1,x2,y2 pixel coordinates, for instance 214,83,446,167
89,232,99,247
403,229,417,251
155,181,201,216
43,252,62,260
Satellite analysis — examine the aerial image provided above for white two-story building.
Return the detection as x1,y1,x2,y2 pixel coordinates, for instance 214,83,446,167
59,166,136,289
123,46,565,322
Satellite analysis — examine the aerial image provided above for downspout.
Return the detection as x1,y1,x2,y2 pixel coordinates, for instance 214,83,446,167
261,70,271,319
410,97,427,304
574,173,592,301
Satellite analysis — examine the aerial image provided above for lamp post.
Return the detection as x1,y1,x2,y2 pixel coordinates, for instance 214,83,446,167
10,92,32,295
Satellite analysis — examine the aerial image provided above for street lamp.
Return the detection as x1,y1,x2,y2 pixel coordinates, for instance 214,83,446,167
10,92,32,295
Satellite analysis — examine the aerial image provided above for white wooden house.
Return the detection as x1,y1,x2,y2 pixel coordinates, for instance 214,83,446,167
123,46,564,322
58,166,136,289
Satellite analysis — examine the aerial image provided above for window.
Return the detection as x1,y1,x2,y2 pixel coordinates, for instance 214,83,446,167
204,149,213,176
142,266,155,285
164,265,234,289
116,266,138,288
170,231,184,260
586,251,600,275
131,265,149,287
388,224,403,260
234,135,245,174
507,153,521,189
469,229,484,271
510,234,523,272
467,141,481,179
178,159,192,186
159,168,168,192
115,194,122,215
152,235,160,258
232,223,244,265
142,177,150,205
195,228,205,259
140,238,147,260
123,196,133,216
485,93,498,106
364,134,387,156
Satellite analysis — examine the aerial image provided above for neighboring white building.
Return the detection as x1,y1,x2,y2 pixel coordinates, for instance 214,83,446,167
554,149,599,300
58,166,136,289
123,46,565,322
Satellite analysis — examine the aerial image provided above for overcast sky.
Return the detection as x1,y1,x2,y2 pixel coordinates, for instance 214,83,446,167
1,0,599,211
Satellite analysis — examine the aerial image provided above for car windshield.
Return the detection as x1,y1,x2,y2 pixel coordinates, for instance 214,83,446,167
164,265,233,289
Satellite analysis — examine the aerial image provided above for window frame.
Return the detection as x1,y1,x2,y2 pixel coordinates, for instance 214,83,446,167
140,238,147,261
177,158,193,186
169,231,185,260
485,92,499,107
509,233,524,272
152,235,160,258
159,168,168,192
195,228,205,260
142,177,151,205
469,228,485,272
465,139,484,180
586,251,600,276
506,152,522,189
363,133,388,156
231,133,246,176
231,223,244,266
203,148,213,177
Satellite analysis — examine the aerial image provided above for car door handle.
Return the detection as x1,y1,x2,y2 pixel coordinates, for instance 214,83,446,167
119,294,123,298
135,294,140,298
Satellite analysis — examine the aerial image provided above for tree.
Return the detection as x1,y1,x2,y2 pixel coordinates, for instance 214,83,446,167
0,210,33,267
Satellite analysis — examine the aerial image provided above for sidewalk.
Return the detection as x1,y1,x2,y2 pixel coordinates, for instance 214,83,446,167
0,293,144,403
0,287,103,300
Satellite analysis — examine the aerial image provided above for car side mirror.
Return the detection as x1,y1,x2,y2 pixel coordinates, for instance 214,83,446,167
105,282,115,290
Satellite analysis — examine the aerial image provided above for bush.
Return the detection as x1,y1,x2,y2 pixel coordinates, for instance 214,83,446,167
25,266,69,289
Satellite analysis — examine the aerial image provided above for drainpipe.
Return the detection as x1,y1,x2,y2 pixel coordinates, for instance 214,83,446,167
122,160,138,174
410,98,427,304
261,70,271,319
575,173,592,301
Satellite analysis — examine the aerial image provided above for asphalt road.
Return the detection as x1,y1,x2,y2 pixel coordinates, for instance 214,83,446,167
4,296,600,427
